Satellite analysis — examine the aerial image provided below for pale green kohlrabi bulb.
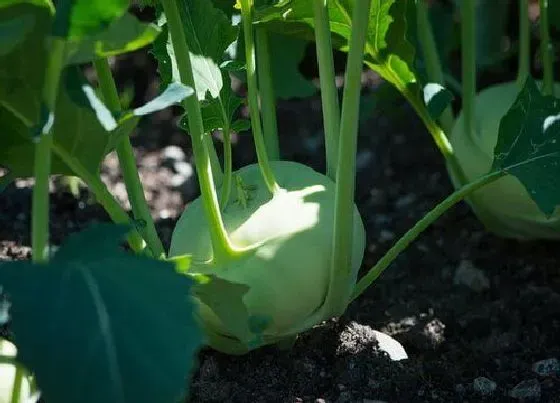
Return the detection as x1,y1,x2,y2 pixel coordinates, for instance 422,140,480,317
0,339,33,403
169,161,366,354
448,80,560,239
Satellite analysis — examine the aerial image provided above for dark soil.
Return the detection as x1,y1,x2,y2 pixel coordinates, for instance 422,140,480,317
2,55,560,402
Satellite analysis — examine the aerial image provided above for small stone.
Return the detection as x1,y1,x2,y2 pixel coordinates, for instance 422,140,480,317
473,377,497,396
338,322,408,361
356,150,374,171
509,379,541,400
169,173,187,187
395,194,416,209
379,230,395,242
162,145,186,161
532,358,560,377
173,161,194,178
453,260,490,292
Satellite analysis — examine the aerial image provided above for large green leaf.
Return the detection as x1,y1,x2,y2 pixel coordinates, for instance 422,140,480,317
0,68,126,177
65,13,161,64
551,0,560,30
0,2,52,126
0,224,203,403
491,77,560,216
0,12,35,56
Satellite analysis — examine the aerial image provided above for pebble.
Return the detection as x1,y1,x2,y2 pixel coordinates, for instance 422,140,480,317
162,145,186,162
395,193,416,209
356,150,374,171
338,322,408,361
532,358,559,377
473,377,497,396
453,260,490,292
173,161,193,178
509,379,541,400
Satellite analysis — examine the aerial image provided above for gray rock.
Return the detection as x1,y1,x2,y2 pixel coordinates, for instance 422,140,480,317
509,379,541,400
532,358,560,377
453,260,490,292
473,377,497,396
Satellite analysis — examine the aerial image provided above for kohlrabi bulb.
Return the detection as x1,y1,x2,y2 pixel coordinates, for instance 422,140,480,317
169,161,365,354
448,80,560,239
0,340,32,403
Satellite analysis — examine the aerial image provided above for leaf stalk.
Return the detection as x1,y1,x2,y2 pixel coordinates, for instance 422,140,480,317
328,0,372,317
93,58,165,258
313,0,341,181
31,38,66,263
351,170,504,301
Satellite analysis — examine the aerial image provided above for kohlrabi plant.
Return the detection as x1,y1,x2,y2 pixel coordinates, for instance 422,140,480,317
416,0,560,239
1,0,560,401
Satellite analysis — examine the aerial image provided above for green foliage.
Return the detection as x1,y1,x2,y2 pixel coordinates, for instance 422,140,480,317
423,82,453,121
63,0,129,40
0,67,192,179
448,79,560,239
169,161,365,354
152,0,248,133
0,2,52,126
234,30,317,100
492,77,560,217
0,224,203,403
65,13,162,64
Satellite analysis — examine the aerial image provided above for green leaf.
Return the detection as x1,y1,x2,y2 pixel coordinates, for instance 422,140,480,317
0,68,132,177
65,13,161,64
132,81,194,116
0,2,53,126
267,32,316,99
152,0,246,135
551,0,560,30
254,0,420,103
0,13,35,56
231,118,251,133
189,273,254,344
181,72,247,133
491,77,560,217
153,0,237,99
423,82,453,121
66,0,129,39
0,0,53,10
0,223,203,403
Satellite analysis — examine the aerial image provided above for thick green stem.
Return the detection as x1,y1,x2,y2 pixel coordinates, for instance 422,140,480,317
240,0,279,194
313,0,341,181
461,0,476,140
517,0,530,88
351,171,504,301
31,38,66,263
539,0,554,95
255,28,280,161
416,0,454,135
160,0,238,262
206,135,223,187
51,143,145,252
93,58,165,258
327,0,372,317
220,124,233,208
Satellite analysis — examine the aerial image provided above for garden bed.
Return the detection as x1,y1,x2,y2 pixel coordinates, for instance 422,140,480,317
1,59,559,401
